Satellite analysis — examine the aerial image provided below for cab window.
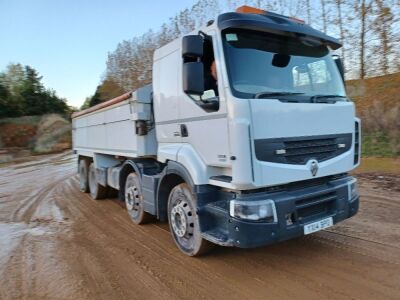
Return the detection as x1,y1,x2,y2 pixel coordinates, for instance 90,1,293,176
183,35,219,112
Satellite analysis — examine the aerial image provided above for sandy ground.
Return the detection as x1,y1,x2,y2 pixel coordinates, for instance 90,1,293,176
0,152,399,300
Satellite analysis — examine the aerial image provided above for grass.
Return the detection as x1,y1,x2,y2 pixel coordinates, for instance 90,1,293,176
362,134,396,157
354,156,400,174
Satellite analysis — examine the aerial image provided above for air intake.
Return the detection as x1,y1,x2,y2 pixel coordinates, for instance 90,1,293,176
354,121,360,165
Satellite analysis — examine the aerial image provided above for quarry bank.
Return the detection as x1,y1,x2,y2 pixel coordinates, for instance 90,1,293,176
0,114,71,163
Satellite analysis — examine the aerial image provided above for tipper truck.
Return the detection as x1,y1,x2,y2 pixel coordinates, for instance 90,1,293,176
72,6,361,256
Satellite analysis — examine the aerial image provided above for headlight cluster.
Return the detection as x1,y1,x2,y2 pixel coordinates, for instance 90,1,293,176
229,199,277,222
348,178,359,201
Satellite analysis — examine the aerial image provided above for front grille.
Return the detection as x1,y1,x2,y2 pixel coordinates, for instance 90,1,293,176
284,138,338,164
296,191,337,220
240,173,347,195
295,191,337,206
254,133,352,165
298,202,329,218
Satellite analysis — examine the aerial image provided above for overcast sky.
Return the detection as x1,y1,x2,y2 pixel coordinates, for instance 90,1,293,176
0,0,198,108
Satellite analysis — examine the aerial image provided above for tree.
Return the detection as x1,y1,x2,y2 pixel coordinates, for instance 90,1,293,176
372,0,394,75
1,63,25,96
80,97,91,110
104,0,221,91
83,78,125,109
320,0,328,33
0,83,13,118
21,66,45,115
0,63,69,117
353,0,373,79
101,0,400,90
332,0,346,68
89,85,103,107
306,0,312,24
98,78,125,100
0,64,24,116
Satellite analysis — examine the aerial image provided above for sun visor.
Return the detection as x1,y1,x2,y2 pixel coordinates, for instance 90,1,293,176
218,12,342,50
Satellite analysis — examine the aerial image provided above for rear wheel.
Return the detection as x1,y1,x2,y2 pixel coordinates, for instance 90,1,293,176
125,173,152,224
79,159,89,193
88,162,108,200
168,183,212,256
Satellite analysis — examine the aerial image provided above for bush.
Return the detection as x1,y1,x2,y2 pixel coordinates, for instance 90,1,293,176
362,102,400,156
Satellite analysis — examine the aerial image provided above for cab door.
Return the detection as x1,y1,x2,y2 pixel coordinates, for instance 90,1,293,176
153,48,182,147
178,32,230,167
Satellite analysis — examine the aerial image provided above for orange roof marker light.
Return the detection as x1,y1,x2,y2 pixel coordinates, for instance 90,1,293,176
235,5,306,24
288,16,306,24
236,5,266,15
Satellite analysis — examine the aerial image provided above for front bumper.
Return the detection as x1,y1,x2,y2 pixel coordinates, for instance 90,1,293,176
198,175,359,248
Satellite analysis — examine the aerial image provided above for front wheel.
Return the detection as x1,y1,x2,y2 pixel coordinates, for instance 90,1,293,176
168,183,212,256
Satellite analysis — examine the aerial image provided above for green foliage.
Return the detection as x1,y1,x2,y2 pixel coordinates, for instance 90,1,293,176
83,78,125,109
0,63,70,118
80,97,91,110
0,115,41,125
88,85,103,107
362,133,396,156
361,98,400,157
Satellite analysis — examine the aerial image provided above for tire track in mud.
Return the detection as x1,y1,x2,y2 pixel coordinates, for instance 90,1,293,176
1,153,400,299
324,229,400,251
0,154,77,299
60,177,248,299
64,178,273,299
11,169,75,223
313,231,400,265
65,176,400,300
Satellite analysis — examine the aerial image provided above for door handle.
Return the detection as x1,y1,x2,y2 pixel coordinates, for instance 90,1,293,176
173,131,180,137
180,124,188,137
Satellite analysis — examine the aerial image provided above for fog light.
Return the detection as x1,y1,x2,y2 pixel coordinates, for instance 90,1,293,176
229,199,277,222
348,178,359,201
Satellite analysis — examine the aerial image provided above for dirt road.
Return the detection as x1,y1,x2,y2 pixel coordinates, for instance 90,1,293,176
0,152,399,299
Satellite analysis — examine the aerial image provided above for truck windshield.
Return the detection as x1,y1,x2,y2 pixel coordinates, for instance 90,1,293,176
222,29,347,100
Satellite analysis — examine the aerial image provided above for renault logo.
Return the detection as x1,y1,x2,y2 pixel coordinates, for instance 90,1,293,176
309,160,319,177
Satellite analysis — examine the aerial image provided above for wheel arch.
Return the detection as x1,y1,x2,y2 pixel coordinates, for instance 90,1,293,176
156,161,195,221
77,154,92,172
118,160,143,201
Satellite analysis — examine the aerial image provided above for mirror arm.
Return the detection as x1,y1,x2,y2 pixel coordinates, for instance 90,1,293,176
198,31,210,40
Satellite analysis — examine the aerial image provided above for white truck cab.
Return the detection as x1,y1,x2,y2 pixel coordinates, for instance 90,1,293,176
72,6,360,256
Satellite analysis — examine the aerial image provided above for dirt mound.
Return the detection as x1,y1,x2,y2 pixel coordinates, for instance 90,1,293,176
347,72,400,114
0,115,71,161
0,116,41,148
0,124,37,147
33,114,71,153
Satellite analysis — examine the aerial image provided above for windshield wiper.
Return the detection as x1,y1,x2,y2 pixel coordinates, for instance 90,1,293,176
310,94,347,103
254,92,304,99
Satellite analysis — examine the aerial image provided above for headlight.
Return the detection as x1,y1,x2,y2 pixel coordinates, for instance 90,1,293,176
348,178,359,201
229,199,277,222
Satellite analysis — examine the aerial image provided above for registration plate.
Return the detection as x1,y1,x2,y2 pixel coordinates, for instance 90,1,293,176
303,217,333,235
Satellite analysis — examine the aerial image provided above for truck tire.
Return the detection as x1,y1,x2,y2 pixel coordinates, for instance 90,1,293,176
79,159,89,193
125,173,152,224
168,183,212,256
88,162,108,200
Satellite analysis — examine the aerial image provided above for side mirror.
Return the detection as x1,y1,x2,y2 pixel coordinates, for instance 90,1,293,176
332,55,345,82
182,35,203,58
183,62,204,95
